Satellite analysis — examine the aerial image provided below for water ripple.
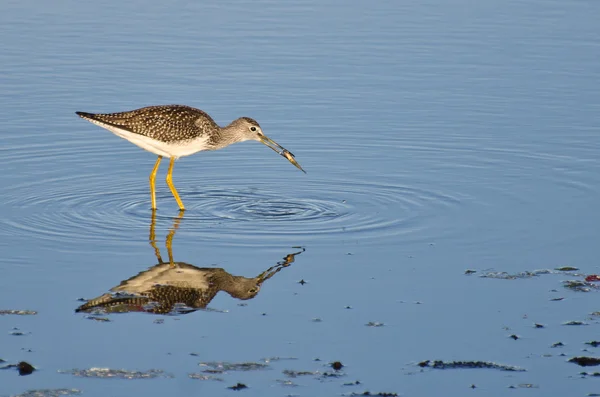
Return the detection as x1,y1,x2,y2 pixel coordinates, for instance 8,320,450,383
0,170,462,246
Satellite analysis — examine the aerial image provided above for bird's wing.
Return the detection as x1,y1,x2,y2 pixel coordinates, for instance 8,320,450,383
76,105,218,142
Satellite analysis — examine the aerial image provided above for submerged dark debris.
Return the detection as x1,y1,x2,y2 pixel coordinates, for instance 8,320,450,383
1,361,36,376
227,382,248,390
59,367,172,379
332,361,344,370
569,357,600,367
18,361,35,375
10,328,27,336
365,322,384,327
344,380,362,386
586,341,600,347
345,392,398,396
418,360,525,372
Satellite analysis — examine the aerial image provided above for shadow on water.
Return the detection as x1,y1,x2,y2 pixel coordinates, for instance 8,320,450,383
75,211,304,315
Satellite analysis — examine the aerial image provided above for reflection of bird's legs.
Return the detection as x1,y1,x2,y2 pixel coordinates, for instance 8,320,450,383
165,211,185,267
149,156,162,210
149,210,164,264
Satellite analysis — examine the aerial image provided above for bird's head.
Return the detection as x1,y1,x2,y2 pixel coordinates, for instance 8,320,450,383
231,117,306,173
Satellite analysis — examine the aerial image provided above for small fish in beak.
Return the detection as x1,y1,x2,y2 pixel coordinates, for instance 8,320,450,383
259,135,306,173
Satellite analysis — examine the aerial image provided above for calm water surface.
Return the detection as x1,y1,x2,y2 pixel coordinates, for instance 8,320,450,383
1,0,599,396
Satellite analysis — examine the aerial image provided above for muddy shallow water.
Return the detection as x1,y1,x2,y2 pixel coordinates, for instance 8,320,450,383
1,0,599,396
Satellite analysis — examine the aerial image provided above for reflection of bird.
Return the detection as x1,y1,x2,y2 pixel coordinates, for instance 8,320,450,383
75,105,305,210
76,212,304,315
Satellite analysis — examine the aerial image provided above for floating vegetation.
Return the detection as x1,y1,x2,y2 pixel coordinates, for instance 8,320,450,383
563,280,599,292
0,310,38,316
260,357,297,363
188,373,223,381
508,384,538,389
585,341,600,347
479,270,549,279
321,370,345,378
568,357,600,367
418,360,525,372
84,316,111,322
281,367,345,380
59,367,172,379
344,392,398,396
198,361,269,373
563,320,587,326
365,322,384,327
11,389,81,397
580,371,600,377
283,369,318,377
275,379,298,387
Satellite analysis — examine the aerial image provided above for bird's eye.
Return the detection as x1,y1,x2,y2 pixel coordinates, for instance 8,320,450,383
250,126,257,132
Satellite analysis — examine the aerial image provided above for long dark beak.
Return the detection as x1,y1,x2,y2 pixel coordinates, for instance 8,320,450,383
260,135,306,173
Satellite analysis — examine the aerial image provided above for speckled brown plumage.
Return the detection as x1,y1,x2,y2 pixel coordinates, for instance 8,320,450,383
75,265,262,315
75,285,216,315
76,105,220,143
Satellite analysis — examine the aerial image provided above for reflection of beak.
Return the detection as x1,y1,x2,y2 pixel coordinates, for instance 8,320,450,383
256,248,305,283
260,136,306,173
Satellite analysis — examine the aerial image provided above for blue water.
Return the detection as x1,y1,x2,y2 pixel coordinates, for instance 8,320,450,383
1,0,599,396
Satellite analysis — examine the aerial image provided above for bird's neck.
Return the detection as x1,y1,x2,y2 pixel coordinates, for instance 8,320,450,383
212,123,249,150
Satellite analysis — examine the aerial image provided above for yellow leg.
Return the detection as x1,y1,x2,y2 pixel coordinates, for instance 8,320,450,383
166,157,185,211
149,156,162,210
